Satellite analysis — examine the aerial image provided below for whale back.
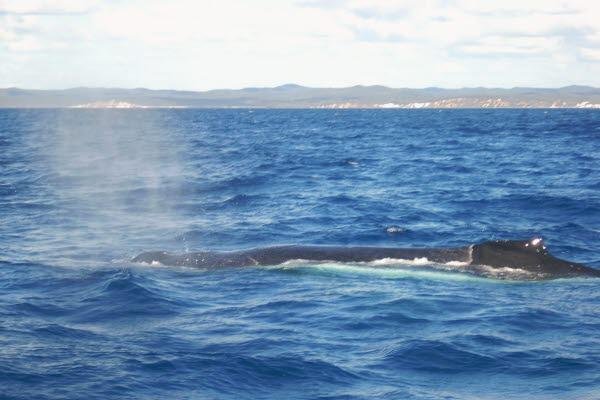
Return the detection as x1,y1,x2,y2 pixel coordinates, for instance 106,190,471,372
132,238,599,279
471,238,599,277
472,238,547,269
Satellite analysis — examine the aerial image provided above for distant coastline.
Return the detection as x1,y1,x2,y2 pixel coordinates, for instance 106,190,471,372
1,84,600,109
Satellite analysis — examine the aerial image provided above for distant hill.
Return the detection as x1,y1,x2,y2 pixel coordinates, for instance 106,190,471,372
1,85,600,108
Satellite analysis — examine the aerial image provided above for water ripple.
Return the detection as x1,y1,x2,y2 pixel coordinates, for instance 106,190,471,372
1,109,599,399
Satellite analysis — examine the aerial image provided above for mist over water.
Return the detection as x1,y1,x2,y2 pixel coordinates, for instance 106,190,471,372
9,110,190,265
1,109,599,399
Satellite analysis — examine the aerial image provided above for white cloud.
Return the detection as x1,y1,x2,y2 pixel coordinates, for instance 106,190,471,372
0,0,599,89
580,48,600,62
0,0,99,14
457,36,563,56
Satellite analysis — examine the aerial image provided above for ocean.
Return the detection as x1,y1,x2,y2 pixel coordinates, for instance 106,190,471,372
1,109,599,399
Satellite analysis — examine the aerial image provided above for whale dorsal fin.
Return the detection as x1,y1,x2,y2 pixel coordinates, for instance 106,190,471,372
472,237,549,268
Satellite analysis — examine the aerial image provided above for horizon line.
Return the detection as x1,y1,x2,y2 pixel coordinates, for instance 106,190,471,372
2,84,599,92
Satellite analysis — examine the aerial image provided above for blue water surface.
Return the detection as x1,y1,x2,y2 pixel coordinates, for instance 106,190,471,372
0,109,599,399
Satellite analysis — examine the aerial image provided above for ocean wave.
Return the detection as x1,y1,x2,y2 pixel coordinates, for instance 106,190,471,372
70,270,183,323
381,339,497,373
2,109,600,399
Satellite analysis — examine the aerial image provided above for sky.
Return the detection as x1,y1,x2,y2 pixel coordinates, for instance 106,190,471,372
1,0,599,90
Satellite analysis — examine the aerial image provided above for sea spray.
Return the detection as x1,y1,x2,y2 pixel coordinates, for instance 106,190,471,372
41,110,189,265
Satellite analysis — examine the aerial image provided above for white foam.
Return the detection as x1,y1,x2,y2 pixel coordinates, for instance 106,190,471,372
271,253,547,282
471,264,540,280
278,257,440,267
276,256,470,270
278,259,314,266
269,258,487,282
130,259,164,267
385,226,405,234
369,257,431,266
445,260,470,267
342,263,481,281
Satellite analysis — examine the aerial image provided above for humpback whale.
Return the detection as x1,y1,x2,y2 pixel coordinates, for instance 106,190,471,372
132,238,599,280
